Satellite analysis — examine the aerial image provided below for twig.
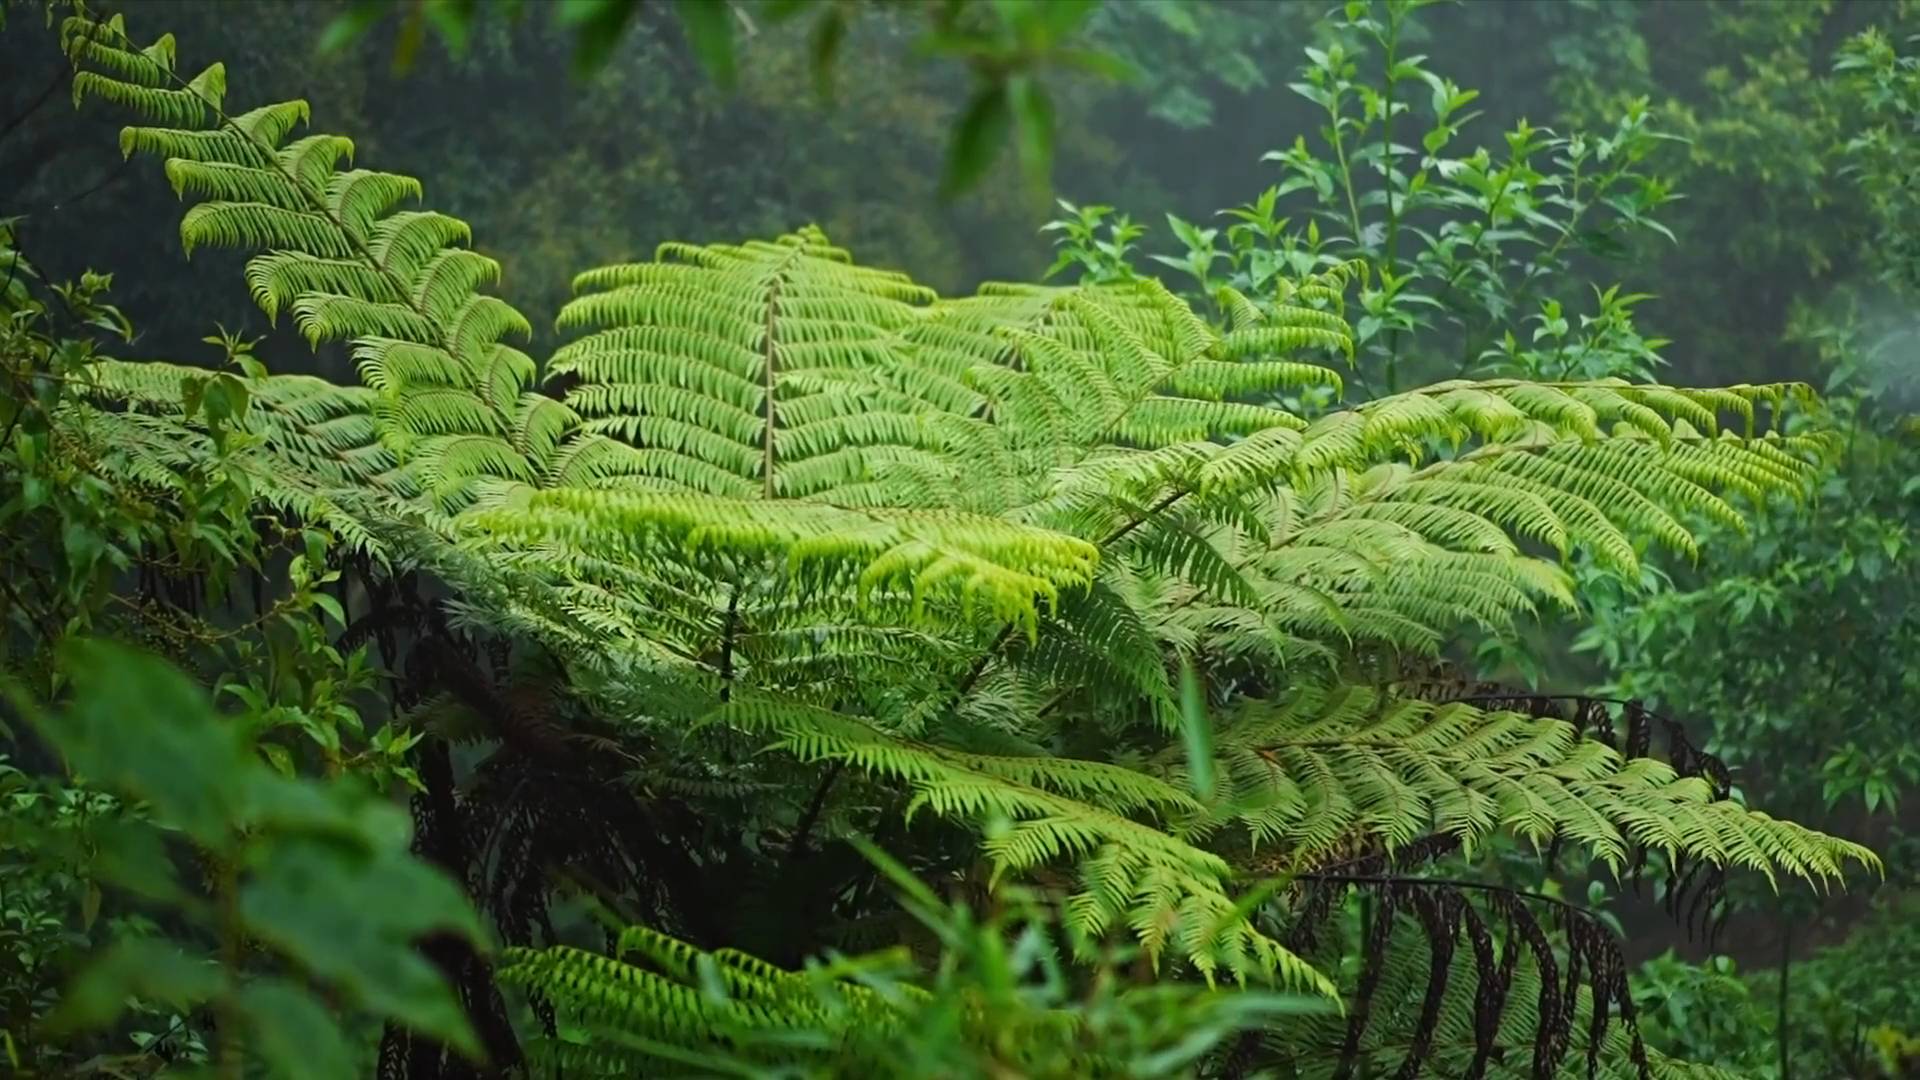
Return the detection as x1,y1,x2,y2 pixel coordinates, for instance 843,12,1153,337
786,760,845,863
0,10,103,152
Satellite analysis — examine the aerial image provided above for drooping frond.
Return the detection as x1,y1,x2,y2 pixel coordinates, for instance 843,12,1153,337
66,11,539,510
702,695,1333,989
463,486,1099,636
1187,685,1877,886
56,392,390,558
83,359,401,492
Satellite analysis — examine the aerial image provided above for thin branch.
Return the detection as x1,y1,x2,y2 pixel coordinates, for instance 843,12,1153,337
0,574,60,646
717,586,740,702
0,11,103,152
785,760,845,864
1302,871,1605,922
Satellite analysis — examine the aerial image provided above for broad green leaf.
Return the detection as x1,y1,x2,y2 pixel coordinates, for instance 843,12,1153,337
46,639,252,849
556,0,642,76
239,837,486,1058
315,0,385,55
1007,75,1055,194
90,818,192,906
674,0,737,89
240,978,358,1080
942,85,1011,199
1178,660,1214,800
49,938,222,1033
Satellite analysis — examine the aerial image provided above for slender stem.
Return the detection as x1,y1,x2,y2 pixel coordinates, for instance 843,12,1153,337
215,855,243,1080
762,278,781,498
1452,165,1515,377
1777,918,1794,1080
0,13,103,151
1099,488,1189,548
787,761,845,862
953,624,1015,700
718,586,740,702
0,571,60,646
1326,93,1367,252
1378,11,1405,394
1483,153,1591,375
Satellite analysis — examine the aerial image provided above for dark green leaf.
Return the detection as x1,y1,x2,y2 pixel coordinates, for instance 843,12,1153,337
807,9,847,100
423,0,477,56
240,837,485,1057
49,938,221,1033
239,978,357,1080
675,0,738,89
315,1,385,56
44,640,252,849
1008,76,1055,194
942,86,1011,200
1178,660,1214,799
90,819,191,906
557,0,642,76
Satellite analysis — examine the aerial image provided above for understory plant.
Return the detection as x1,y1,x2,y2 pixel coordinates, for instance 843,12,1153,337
1049,0,1679,401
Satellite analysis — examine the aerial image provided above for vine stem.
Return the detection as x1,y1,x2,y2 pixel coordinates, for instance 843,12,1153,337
214,854,243,1080
0,10,103,150
1378,6,1405,395
1777,918,1793,1080
1326,86,1367,254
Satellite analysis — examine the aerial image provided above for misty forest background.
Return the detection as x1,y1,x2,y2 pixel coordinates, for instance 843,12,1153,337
16,0,1912,393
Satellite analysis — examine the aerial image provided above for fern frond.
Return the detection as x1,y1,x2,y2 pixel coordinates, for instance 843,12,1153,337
462,487,1099,634
1184,685,1878,883
707,696,1333,989
70,23,537,505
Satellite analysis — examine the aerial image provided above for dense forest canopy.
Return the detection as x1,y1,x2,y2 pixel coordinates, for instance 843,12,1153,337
2,0,1918,1077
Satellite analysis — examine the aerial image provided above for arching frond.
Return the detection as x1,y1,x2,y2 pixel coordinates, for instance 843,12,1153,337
69,19,537,508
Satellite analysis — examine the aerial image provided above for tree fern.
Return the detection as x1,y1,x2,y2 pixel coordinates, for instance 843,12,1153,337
50,8,1886,1074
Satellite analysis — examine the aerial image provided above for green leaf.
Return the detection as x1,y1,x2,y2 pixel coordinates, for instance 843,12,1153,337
239,978,357,1080
392,7,427,73
1008,75,1055,194
807,9,847,99
90,819,192,905
44,640,253,849
239,836,485,1057
315,0,385,56
49,938,222,1033
309,590,347,628
557,0,642,76
423,0,477,56
942,85,1012,199
1178,660,1214,800
674,0,737,89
